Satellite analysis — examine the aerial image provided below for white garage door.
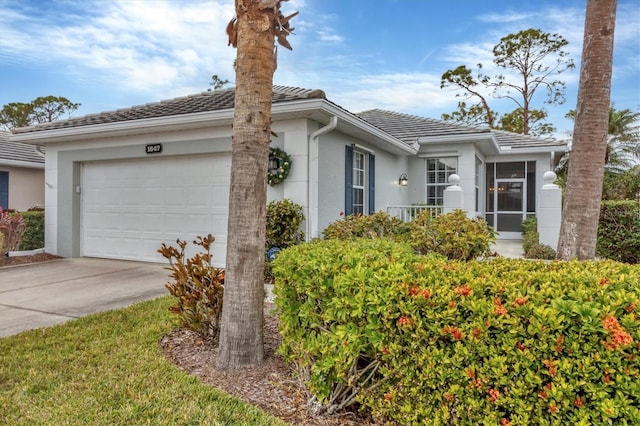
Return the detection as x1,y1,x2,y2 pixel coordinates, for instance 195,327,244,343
81,154,230,265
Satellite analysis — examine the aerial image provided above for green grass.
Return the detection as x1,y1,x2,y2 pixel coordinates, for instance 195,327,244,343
0,296,287,425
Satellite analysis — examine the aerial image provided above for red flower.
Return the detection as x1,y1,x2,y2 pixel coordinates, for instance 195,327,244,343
488,388,500,403
602,315,633,350
574,397,584,408
444,393,454,401
549,404,558,414
516,342,525,352
408,286,420,296
538,390,547,399
472,328,482,339
443,326,464,340
382,347,390,355
514,296,528,306
453,284,471,296
384,393,393,401
599,277,610,286
494,298,508,316
339,211,344,217
501,419,511,426
626,303,636,313
397,315,413,327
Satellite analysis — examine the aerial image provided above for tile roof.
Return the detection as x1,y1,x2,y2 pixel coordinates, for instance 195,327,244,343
0,131,44,164
12,86,327,134
357,109,567,150
12,85,567,152
356,109,489,143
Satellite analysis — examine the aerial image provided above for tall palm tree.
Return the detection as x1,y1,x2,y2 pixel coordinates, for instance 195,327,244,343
217,0,296,369
556,106,639,181
605,107,640,173
557,0,617,260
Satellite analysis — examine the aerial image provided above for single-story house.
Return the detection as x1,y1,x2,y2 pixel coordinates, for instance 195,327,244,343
0,129,45,211
11,86,566,266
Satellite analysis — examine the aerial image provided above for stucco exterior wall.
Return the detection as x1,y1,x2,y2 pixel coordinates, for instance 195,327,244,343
0,165,44,211
316,128,408,236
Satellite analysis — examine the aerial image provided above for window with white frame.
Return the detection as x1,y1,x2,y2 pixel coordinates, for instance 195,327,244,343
345,145,375,216
352,150,366,215
425,157,458,206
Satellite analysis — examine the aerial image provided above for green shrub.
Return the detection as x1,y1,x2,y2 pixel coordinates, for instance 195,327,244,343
597,200,640,264
265,199,305,283
322,211,408,241
0,231,4,252
158,235,224,339
19,210,45,250
272,239,429,414
525,243,557,260
522,217,538,253
273,239,640,424
408,209,495,260
266,199,305,250
521,217,557,260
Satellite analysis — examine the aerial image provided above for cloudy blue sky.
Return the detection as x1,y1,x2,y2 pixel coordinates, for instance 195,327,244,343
1,0,638,138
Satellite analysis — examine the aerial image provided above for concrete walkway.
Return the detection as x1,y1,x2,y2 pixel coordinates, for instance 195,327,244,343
492,239,524,258
0,258,169,338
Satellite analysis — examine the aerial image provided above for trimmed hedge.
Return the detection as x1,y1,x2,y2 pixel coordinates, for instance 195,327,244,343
19,210,45,251
273,239,640,424
597,200,640,264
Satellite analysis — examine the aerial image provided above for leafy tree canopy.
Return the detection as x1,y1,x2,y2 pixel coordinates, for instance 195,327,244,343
0,96,80,129
441,28,574,136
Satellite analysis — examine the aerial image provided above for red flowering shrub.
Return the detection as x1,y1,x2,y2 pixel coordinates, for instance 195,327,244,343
273,239,640,424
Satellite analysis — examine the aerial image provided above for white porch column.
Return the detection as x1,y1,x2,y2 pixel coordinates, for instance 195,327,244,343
443,174,464,213
538,171,562,250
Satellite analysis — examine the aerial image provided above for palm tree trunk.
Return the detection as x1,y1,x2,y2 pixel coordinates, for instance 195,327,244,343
557,0,617,260
217,0,277,368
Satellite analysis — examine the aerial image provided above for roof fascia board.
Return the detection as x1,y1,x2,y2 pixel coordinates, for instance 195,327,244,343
0,159,44,169
499,146,567,154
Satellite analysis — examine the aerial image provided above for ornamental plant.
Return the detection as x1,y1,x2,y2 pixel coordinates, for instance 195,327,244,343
0,209,26,252
265,199,305,250
273,239,640,424
408,209,495,260
597,200,640,264
322,211,409,241
20,210,45,250
158,234,224,340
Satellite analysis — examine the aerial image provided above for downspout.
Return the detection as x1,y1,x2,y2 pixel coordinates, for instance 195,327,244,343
308,116,338,239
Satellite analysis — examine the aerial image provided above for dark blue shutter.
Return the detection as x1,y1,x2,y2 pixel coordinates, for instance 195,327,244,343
344,145,353,216
0,172,8,210
368,153,375,214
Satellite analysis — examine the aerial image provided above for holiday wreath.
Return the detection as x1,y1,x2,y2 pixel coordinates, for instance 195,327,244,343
267,147,292,186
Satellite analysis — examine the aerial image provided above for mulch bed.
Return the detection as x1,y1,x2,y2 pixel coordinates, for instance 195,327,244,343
0,253,62,268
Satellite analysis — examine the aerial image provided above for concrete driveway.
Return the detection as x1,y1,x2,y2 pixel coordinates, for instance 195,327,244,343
0,258,170,338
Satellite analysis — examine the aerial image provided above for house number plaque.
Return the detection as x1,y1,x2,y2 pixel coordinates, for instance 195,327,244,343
145,143,163,154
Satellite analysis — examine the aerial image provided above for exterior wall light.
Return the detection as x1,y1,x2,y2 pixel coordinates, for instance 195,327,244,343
399,173,409,186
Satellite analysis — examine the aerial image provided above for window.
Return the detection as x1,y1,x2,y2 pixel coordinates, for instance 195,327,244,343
425,158,457,206
345,145,375,215
0,171,8,210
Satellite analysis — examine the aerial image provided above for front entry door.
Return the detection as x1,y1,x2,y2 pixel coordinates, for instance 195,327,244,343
492,178,526,238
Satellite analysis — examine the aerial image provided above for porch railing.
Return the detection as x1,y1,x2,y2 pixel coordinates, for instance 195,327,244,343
386,205,443,222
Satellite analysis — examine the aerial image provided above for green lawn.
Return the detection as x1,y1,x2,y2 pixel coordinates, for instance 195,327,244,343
0,296,286,425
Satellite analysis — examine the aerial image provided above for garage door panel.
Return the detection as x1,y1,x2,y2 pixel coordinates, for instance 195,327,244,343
82,154,230,265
